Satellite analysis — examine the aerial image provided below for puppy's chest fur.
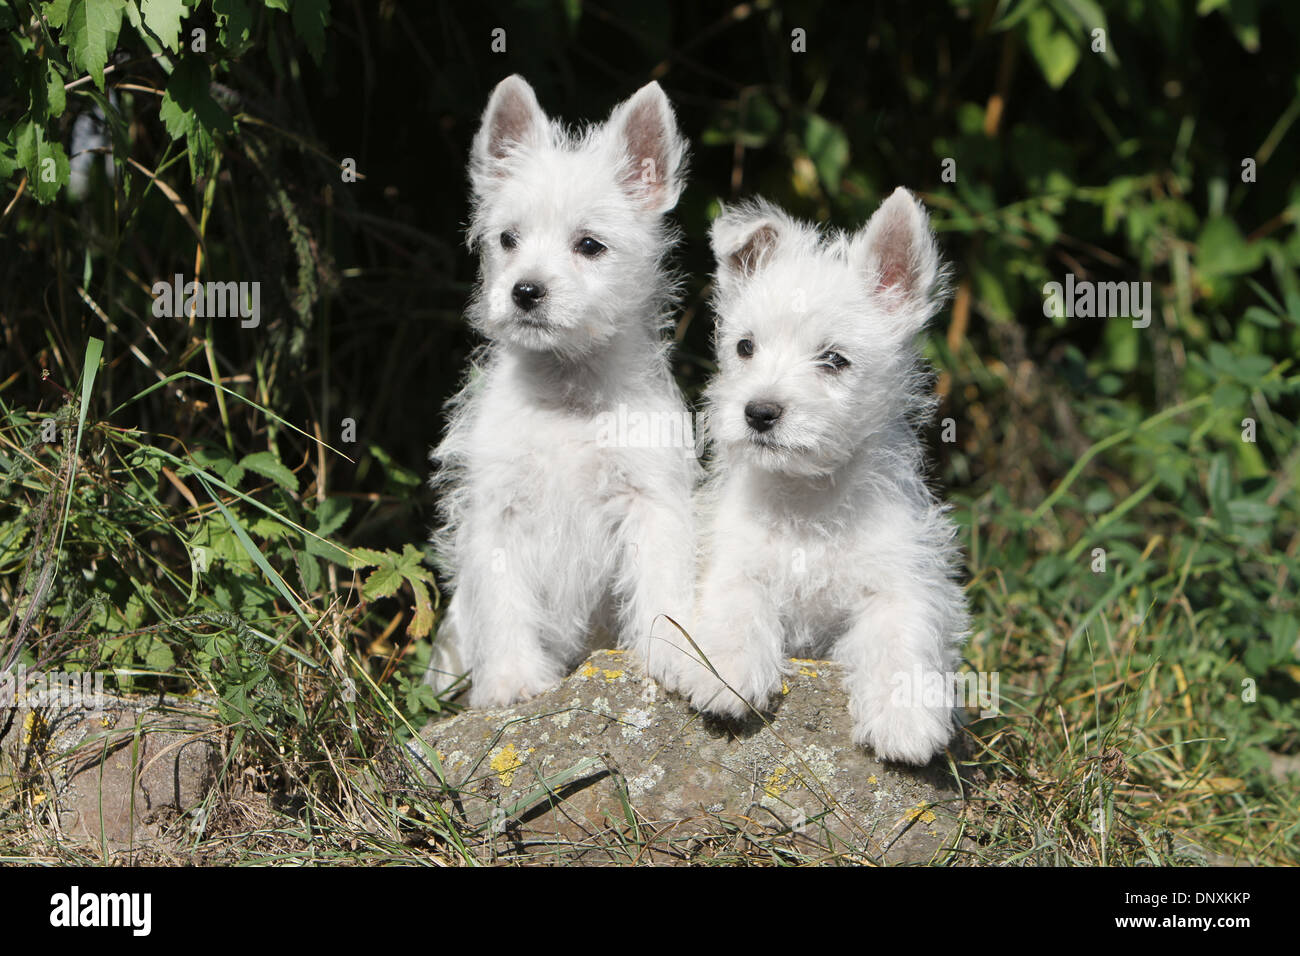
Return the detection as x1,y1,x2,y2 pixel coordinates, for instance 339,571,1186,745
718,484,878,651
466,368,680,522
762,519,861,651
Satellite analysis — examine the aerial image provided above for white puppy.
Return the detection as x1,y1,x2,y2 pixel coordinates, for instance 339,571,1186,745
677,189,970,765
424,75,697,707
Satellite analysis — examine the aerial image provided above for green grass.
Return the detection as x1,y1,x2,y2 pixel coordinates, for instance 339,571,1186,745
0,333,1296,866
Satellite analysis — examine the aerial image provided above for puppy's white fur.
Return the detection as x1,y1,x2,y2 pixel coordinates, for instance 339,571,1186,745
424,76,697,707
676,189,970,765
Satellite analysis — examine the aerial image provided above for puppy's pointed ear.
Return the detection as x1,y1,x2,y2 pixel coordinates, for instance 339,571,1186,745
853,187,945,330
710,202,782,287
606,82,687,212
471,75,547,190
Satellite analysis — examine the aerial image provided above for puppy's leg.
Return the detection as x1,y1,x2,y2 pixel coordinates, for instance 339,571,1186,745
834,581,962,765
680,563,786,719
422,594,468,696
612,488,695,687
456,518,565,708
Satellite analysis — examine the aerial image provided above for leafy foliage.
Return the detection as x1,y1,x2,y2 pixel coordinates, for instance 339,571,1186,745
0,0,1297,863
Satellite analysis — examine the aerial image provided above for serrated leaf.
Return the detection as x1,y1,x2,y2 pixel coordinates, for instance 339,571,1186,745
144,637,176,671
363,565,404,600
15,119,70,203
312,496,352,537
139,0,185,52
44,0,74,29
239,450,298,491
304,535,351,565
347,546,388,569
45,60,68,118
407,577,435,638
297,549,321,593
59,0,126,91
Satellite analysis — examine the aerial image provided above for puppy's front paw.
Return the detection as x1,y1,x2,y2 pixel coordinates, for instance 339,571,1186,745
468,670,557,709
851,695,954,766
680,646,781,720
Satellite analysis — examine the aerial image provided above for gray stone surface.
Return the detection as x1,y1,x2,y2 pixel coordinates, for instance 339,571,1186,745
396,648,968,863
0,695,221,854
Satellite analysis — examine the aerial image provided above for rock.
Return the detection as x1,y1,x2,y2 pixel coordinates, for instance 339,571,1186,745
395,649,967,863
0,694,222,856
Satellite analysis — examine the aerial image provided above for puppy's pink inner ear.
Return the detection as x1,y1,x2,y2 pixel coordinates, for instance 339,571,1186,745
620,99,671,201
872,217,915,295
731,223,778,277
487,91,538,160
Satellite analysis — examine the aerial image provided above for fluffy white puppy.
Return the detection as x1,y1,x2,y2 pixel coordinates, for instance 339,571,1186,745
424,75,698,707
678,189,970,765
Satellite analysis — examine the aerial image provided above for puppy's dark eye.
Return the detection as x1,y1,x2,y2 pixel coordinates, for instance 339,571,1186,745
817,349,850,372
576,236,606,257
736,338,755,358
500,231,518,250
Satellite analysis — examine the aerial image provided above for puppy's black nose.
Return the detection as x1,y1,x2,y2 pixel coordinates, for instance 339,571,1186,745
745,401,784,433
512,280,546,311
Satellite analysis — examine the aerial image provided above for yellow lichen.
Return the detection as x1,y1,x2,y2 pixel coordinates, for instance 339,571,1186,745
904,803,936,825
602,669,624,681
867,774,878,785
22,711,43,747
790,657,820,677
489,743,525,787
764,766,792,798
579,662,599,679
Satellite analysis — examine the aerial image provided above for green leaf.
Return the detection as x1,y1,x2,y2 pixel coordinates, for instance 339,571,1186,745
144,637,176,671
363,565,404,600
139,0,185,52
347,546,388,569
296,548,321,593
214,0,254,46
1025,6,1080,89
312,496,352,537
162,57,235,135
1244,306,1280,328
803,113,849,195
408,578,435,638
44,0,74,29
15,119,70,203
1197,216,1265,278
44,60,68,119
59,0,127,91
159,56,233,177
290,0,330,63
239,450,299,492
